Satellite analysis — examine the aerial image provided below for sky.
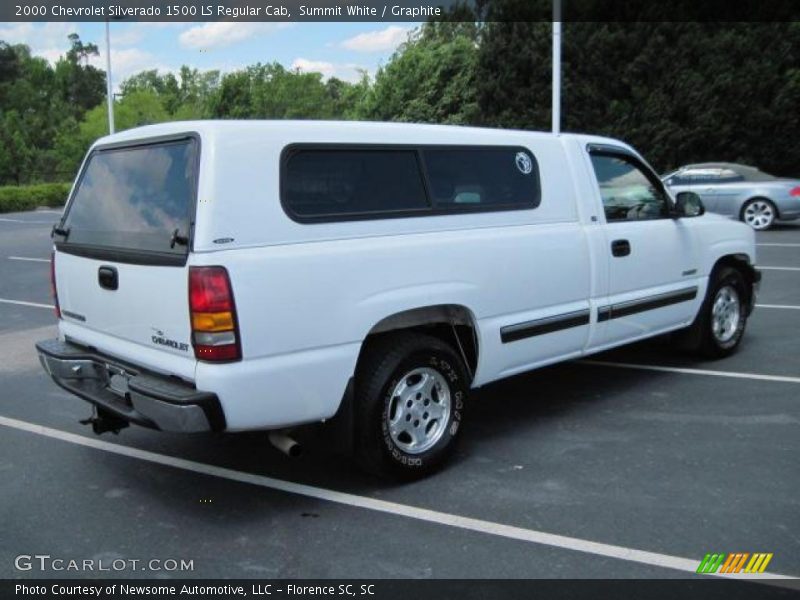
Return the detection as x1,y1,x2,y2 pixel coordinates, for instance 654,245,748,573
0,21,418,87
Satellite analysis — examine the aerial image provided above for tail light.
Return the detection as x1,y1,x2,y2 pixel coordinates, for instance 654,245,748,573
189,266,241,362
50,251,61,319
790,186,800,197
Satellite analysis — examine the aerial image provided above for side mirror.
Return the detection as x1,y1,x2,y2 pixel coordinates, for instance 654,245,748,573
674,191,705,218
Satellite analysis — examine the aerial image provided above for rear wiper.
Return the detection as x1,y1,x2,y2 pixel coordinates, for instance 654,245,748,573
51,225,70,240
170,228,189,249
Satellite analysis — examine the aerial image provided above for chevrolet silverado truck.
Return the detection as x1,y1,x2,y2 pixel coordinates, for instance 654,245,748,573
36,121,760,479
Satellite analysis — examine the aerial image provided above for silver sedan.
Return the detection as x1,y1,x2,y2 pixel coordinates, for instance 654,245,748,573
663,163,800,230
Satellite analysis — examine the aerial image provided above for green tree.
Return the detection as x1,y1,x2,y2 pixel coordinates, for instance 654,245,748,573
0,111,35,185
207,62,348,119
356,23,479,124
0,44,72,183
120,66,220,118
0,34,110,184
0,42,21,90
54,33,105,118
475,14,800,175
66,32,98,65
53,89,170,175
327,73,371,120
474,21,550,130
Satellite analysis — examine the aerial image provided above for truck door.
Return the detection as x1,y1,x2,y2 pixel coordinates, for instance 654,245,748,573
585,145,701,349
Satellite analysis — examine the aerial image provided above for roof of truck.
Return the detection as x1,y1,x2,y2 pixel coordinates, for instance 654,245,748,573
94,119,627,151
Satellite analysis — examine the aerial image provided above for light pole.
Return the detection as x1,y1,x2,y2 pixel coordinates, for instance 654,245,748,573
552,0,562,135
105,19,115,134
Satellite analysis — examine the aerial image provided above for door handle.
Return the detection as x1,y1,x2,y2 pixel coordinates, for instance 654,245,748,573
611,239,631,257
98,266,118,290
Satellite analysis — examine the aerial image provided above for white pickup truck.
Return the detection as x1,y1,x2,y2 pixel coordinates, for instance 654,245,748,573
37,121,760,479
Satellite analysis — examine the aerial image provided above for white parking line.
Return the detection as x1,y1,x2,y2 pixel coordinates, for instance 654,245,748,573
8,256,49,263
0,298,54,310
757,243,800,247
0,415,792,582
759,266,800,272
757,304,800,310
0,218,54,224
580,360,800,384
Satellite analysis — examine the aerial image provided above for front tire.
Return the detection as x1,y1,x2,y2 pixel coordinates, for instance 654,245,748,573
354,332,468,480
741,198,777,230
679,266,749,359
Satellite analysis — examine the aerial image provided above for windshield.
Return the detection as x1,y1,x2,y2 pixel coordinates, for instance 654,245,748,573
61,137,198,257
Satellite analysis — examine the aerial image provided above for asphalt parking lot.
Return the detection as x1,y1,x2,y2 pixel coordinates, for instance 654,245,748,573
1,209,798,582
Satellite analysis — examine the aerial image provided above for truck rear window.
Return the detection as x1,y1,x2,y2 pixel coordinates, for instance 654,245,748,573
61,138,198,259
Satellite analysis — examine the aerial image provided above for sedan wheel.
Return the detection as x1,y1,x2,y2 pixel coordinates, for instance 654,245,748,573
742,199,776,230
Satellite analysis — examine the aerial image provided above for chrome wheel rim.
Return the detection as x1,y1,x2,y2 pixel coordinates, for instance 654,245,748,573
711,285,741,343
743,200,774,230
387,367,451,455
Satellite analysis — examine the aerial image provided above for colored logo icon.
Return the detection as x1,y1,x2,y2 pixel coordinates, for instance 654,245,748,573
696,552,773,574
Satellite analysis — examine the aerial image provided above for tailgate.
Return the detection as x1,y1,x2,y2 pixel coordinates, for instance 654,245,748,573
56,252,193,359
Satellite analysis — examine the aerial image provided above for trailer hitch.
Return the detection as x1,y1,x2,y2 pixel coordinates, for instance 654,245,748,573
80,407,129,435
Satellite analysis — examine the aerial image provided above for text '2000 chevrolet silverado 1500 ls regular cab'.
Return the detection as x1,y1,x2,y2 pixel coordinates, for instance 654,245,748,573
36,121,760,479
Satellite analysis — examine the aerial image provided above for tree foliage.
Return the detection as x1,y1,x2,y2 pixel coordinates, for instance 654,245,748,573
358,22,479,124
0,44,67,184
55,33,105,118
53,89,171,175
1,20,799,186
120,66,220,118
207,62,366,119
474,18,800,175
0,35,105,184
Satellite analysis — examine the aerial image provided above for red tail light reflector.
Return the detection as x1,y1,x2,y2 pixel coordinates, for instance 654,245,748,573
189,267,241,362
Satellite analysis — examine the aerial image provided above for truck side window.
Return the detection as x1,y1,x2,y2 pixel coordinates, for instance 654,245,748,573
282,145,541,222
283,149,429,219
421,147,540,209
590,154,670,222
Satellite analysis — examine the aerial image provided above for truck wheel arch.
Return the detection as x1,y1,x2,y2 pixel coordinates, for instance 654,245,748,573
359,304,480,381
710,254,758,314
324,305,479,457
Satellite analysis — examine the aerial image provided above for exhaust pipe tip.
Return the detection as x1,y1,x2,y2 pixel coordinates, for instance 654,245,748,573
268,431,302,458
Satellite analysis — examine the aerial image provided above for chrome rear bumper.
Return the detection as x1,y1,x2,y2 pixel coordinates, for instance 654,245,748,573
36,338,225,433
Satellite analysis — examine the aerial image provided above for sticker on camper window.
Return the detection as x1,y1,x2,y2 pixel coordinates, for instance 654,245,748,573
515,152,533,175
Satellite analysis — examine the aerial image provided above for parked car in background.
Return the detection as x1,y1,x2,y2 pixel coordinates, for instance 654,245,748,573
663,163,800,230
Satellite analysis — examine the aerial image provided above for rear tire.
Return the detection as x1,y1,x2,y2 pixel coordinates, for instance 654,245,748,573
741,198,776,231
354,332,468,480
678,266,748,359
